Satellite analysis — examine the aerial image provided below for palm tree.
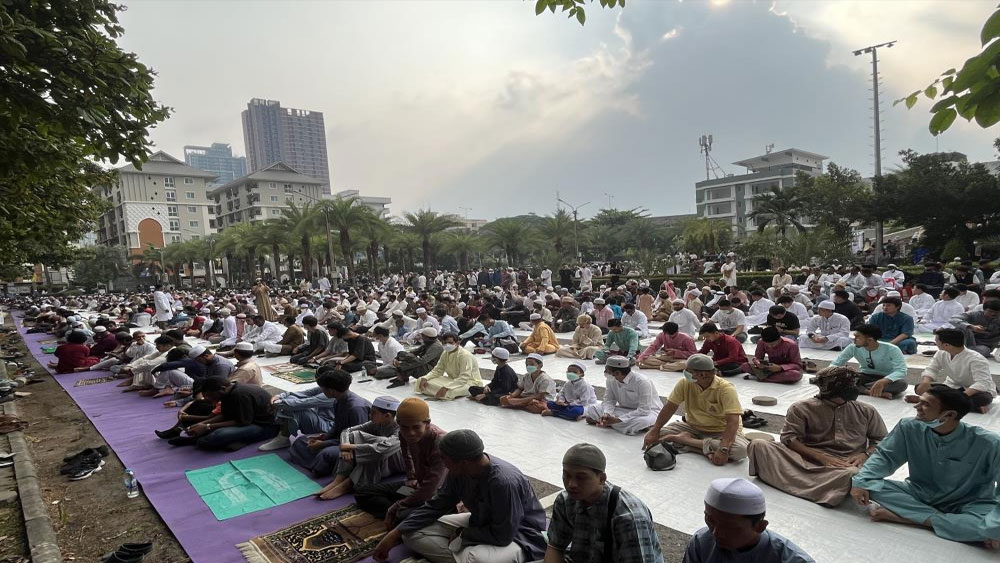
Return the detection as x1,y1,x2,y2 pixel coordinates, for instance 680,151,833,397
358,215,394,278
191,235,221,288
257,222,290,282
216,223,259,286
402,209,461,273
537,209,576,255
138,244,165,283
484,218,533,266
318,197,374,281
160,242,187,287
747,186,806,239
278,202,317,281
388,230,421,273
442,230,482,271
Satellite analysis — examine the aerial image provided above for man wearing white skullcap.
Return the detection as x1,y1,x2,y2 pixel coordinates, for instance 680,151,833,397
798,301,853,351
869,289,918,319
685,477,815,562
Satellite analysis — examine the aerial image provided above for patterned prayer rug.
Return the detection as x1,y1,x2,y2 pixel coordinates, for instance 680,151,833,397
271,369,316,384
265,363,301,374
74,375,117,387
236,503,387,563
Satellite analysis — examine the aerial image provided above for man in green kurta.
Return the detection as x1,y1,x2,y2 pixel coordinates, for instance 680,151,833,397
851,385,1000,551
594,319,640,365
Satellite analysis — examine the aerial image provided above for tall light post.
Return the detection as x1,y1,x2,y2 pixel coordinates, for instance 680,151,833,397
854,40,896,266
603,192,615,209
557,196,590,260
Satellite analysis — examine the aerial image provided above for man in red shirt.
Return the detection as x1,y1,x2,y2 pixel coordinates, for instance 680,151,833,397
698,323,748,378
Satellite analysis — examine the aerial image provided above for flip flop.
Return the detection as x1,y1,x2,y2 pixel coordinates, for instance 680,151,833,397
803,360,819,374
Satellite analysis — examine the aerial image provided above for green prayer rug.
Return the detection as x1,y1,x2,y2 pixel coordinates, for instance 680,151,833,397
185,454,321,520
40,346,57,354
272,369,316,384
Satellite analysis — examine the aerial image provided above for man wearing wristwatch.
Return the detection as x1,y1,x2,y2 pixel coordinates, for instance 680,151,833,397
642,354,748,466
747,366,888,506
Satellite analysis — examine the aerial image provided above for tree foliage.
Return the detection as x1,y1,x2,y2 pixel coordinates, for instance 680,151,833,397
0,0,170,275
71,245,128,288
680,218,733,256
530,0,626,25
898,6,1000,134
746,186,806,239
794,164,873,240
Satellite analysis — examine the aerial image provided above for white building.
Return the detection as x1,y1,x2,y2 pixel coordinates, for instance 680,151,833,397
331,189,391,218
694,148,827,237
209,162,326,231
93,151,218,254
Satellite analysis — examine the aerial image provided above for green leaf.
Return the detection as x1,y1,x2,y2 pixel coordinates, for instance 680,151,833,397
929,108,957,136
930,95,959,112
535,0,546,15
956,95,978,120
981,8,1000,46
942,76,955,91
576,6,586,24
975,90,1000,127
924,85,938,99
905,93,920,109
941,68,957,76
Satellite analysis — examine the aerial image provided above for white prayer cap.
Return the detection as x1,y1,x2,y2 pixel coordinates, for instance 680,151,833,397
491,347,510,360
593,298,606,305
888,263,898,268
391,310,404,317
415,307,427,314
533,299,545,306
373,395,400,411
234,342,254,352
704,478,766,516
605,355,630,369
526,353,544,363
188,345,207,358
199,307,210,313
458,302,467,309
93,326,107,333
236,313,247,319
219,308,231,315
568,360,588,372
672,299,685,305
817,300,836,310
886,290,901,297
420,327,439,338
788,285,800,293
529,313,542,321
686,282,697,288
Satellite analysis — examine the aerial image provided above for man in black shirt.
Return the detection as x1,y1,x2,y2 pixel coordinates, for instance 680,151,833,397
172,376,277,451
764,305,800,337
327,323,377,372
833,290,864,329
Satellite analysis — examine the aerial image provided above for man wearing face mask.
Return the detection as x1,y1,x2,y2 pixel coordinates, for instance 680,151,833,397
415,333,483,400
851,385,1000,551
746,367,888,506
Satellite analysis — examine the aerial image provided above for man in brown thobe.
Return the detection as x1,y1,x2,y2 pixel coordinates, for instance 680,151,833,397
747,366,888,506
252,280,277,322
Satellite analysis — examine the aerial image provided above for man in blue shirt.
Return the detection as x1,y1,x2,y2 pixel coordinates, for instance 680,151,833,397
868,297,917,354
684,477,815,562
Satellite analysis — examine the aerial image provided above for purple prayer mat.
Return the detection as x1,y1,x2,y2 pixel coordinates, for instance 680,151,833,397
14,316,408,563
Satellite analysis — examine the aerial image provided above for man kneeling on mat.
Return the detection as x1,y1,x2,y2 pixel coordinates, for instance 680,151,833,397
162,376,278,451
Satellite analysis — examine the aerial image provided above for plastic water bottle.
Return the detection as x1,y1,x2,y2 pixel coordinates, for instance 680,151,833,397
124,469,139,498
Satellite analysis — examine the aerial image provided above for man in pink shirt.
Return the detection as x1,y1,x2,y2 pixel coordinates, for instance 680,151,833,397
739,326,803,383
591,298,614,334
638,322,697,371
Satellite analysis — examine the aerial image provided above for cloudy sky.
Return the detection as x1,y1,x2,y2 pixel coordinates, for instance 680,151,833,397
119,0,999,220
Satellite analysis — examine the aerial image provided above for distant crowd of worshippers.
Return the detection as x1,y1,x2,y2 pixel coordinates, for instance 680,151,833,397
10,257,1000,559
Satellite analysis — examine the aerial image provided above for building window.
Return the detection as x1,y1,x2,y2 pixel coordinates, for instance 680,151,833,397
184,177,194,184
165,190,176,201
187,206,197,213
164,177,175,187
167,205,178,216
708,186,731,200
272,209,280,216
283,184,292,193
269,183,276,189
189,220,199,228
170,235,181,243
185,191,195,200
169,219,180,231
270,195,279,202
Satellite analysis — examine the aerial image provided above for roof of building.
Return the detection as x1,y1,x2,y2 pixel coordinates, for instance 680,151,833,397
208,162,324,197
732,148,829,169
117,151,219,179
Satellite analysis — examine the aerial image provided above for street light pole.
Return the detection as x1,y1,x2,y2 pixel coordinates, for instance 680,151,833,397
854,40,896,266
557,197,590,260
296,192,336,278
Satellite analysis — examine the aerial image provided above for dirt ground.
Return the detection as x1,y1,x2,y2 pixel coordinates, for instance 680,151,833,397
1,323,189,563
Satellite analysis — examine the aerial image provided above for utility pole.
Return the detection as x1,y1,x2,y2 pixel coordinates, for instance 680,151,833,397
557,196,590,260
603,192,614,209
698,134,714,181
854,40,896,267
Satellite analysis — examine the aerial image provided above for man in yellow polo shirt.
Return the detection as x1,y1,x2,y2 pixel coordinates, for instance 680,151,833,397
642,353,748,465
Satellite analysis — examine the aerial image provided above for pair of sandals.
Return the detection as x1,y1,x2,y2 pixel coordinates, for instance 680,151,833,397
742,410,767,429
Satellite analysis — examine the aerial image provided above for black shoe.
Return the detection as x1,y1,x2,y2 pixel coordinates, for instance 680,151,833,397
154,427,181,440
61,449,99,474
387,379,407,389
69,458,104,480
101,542,152,562
167,436,197,447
